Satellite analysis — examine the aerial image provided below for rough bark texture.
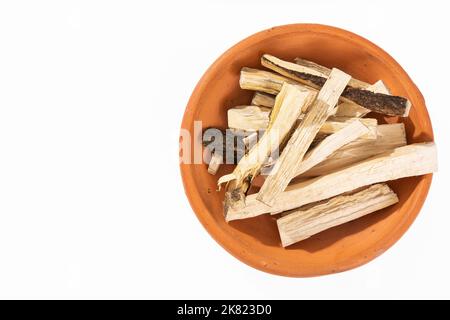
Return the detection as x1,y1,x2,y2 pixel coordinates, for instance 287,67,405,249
261,54,410,116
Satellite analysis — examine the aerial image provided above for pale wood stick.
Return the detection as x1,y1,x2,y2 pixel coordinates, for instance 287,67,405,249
218,83,315,214
369,80,391,95
251,92,275,108
293,120,369,177
226,143,437,221
321,117,377,140
293,57,371,89
257,68,352,206
227,105,377,138
294,58,392,95
207,152,222,175
302,123,407,177
261,54,411,116
251,89,371,118
277,184,399,247
240,68,393,118
242,131,258,149
334,102,370,118
239,67,298,95
228,106,271,132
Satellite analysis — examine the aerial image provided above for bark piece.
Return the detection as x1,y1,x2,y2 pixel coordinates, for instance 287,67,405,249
293,57,371,89
302,123,407,177
218,83,315,214
202,128,247,163
239,67,298,95
262,54,410,116
226,142,437,221
277,184,399,247
257,68,352,206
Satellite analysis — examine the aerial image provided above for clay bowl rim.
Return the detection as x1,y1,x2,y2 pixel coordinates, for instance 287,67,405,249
180,23,434,277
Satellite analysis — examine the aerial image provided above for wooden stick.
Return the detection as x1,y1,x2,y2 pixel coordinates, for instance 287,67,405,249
242,131,258,149
228,106,271,132
293,57,371,89
239,67,298,95
207,152,222,175
261,54,411,116
277,184,399,247
202,128,247,163
334,80,391,117
251,92,275,108
254,122,396,185
293,120,369,177
257,68,352,206
302,123,407,177
334,102,370,118
260,121,369,177
218,83,315,214
321,117,377,140
226,105,377,138
294,58,392,95
226,143,437,221
241,68,392,118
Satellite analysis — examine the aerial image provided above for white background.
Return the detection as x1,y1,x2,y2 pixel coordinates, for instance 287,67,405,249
0,0,448,299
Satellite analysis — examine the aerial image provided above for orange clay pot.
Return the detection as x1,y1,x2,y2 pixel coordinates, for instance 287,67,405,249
179,24,434,277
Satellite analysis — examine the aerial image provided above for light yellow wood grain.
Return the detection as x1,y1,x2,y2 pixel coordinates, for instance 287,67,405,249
226,143,437,221
277,184,399,247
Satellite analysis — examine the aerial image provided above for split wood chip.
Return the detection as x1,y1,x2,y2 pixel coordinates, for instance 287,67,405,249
257,68,352,206
277,183,399,247
226,142,437,221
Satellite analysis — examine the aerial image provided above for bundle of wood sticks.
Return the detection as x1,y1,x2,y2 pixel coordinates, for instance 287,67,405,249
205,54,437,247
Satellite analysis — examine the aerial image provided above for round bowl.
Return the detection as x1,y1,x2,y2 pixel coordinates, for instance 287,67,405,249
179,24,434,277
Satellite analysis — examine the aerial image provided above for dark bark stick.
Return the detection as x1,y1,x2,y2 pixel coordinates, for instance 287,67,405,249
261,54,411,117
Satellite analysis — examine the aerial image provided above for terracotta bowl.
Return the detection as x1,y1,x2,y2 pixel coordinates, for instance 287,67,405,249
180,24,433,277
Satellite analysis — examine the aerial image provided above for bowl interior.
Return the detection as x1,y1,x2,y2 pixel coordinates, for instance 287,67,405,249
180,24,433,277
